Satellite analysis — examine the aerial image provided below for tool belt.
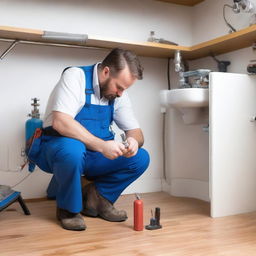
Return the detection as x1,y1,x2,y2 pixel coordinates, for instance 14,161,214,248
25,128,43,172
25,126,63,172
42,126,63,137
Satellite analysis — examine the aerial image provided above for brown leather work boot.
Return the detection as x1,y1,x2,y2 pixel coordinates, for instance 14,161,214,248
81,183,128,222
56,208,86,231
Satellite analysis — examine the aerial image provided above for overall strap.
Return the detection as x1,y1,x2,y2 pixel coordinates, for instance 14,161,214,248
79,65,95,105
109,99,114,122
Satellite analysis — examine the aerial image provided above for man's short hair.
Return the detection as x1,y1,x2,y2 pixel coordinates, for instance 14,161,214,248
100,48,143,80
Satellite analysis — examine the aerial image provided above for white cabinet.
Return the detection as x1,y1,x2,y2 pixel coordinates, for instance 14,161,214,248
209,72,256,217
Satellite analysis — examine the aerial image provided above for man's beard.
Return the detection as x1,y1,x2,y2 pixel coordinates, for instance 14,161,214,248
100,78,117,101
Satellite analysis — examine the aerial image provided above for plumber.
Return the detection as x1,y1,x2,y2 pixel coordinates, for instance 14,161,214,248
29,48,150,231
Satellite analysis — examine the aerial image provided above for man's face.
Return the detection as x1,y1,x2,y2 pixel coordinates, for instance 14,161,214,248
99,65,136,100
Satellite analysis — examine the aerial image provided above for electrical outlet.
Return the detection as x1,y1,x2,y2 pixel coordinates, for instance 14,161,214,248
250,116,256,122
0,144,26,172
8,146,21,172
21,148,26,157
160,107,166,113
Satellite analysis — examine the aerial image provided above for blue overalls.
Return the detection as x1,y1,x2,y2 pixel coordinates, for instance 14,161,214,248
34,65,150,213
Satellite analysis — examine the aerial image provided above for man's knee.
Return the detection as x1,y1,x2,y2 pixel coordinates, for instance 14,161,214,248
53,138,86,169
132,148,150,175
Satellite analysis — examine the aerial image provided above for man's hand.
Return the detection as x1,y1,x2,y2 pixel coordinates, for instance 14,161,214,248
101,140,127,160
123,137,139,158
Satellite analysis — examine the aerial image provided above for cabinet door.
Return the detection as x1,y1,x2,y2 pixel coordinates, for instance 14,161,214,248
210,72,256,217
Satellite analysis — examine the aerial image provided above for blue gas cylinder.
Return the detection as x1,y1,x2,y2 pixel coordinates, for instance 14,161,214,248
25,98,43,172
25,98,43,141
25,118,43,141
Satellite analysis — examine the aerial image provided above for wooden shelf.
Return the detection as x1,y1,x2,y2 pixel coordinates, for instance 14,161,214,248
0,26,190,58
155,0,205,6
86,35,190,58
0,25,256,60
186,25,256,59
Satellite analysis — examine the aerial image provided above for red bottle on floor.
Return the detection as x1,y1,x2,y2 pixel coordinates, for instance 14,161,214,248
134,194,143,231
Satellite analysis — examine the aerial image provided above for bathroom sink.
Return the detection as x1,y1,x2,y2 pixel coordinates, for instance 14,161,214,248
160,88,209,125
167,88,209,108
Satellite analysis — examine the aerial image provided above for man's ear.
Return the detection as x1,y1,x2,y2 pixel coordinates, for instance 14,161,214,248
103,66,110,78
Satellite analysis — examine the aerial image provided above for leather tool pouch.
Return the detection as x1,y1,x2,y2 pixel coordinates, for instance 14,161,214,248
25,128,43,172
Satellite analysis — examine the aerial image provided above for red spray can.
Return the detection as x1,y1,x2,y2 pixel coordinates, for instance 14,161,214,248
134,193,143,231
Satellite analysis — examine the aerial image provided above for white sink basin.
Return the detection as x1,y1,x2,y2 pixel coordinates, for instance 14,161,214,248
160,88,209,125
167,88,209,108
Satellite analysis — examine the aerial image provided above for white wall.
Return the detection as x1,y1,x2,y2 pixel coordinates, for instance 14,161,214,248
192,0,256,44
0,0,193,45
0,0,193,198
191,0,256,71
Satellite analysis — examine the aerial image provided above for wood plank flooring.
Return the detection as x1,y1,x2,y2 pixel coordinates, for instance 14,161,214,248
1,192,256,256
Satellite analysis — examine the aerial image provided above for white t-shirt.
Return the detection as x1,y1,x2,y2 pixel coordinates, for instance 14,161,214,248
43,63,140,131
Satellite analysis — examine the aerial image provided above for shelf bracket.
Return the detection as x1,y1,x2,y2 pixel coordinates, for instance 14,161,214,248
0,40,19,60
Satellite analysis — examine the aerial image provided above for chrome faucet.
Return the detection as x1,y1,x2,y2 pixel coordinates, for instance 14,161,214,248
174,50,183,73
174,50,188,87
174,50,211,88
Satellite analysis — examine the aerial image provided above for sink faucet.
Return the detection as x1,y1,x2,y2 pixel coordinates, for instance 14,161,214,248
174,50,189,88
174,50,211,88
174,50,183,73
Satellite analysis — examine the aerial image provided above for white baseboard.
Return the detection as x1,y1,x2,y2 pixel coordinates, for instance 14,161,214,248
122,177,162,195
162,178,209,202
161,179,172,194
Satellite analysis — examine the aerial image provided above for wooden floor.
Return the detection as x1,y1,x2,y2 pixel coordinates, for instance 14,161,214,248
1,192,256,256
